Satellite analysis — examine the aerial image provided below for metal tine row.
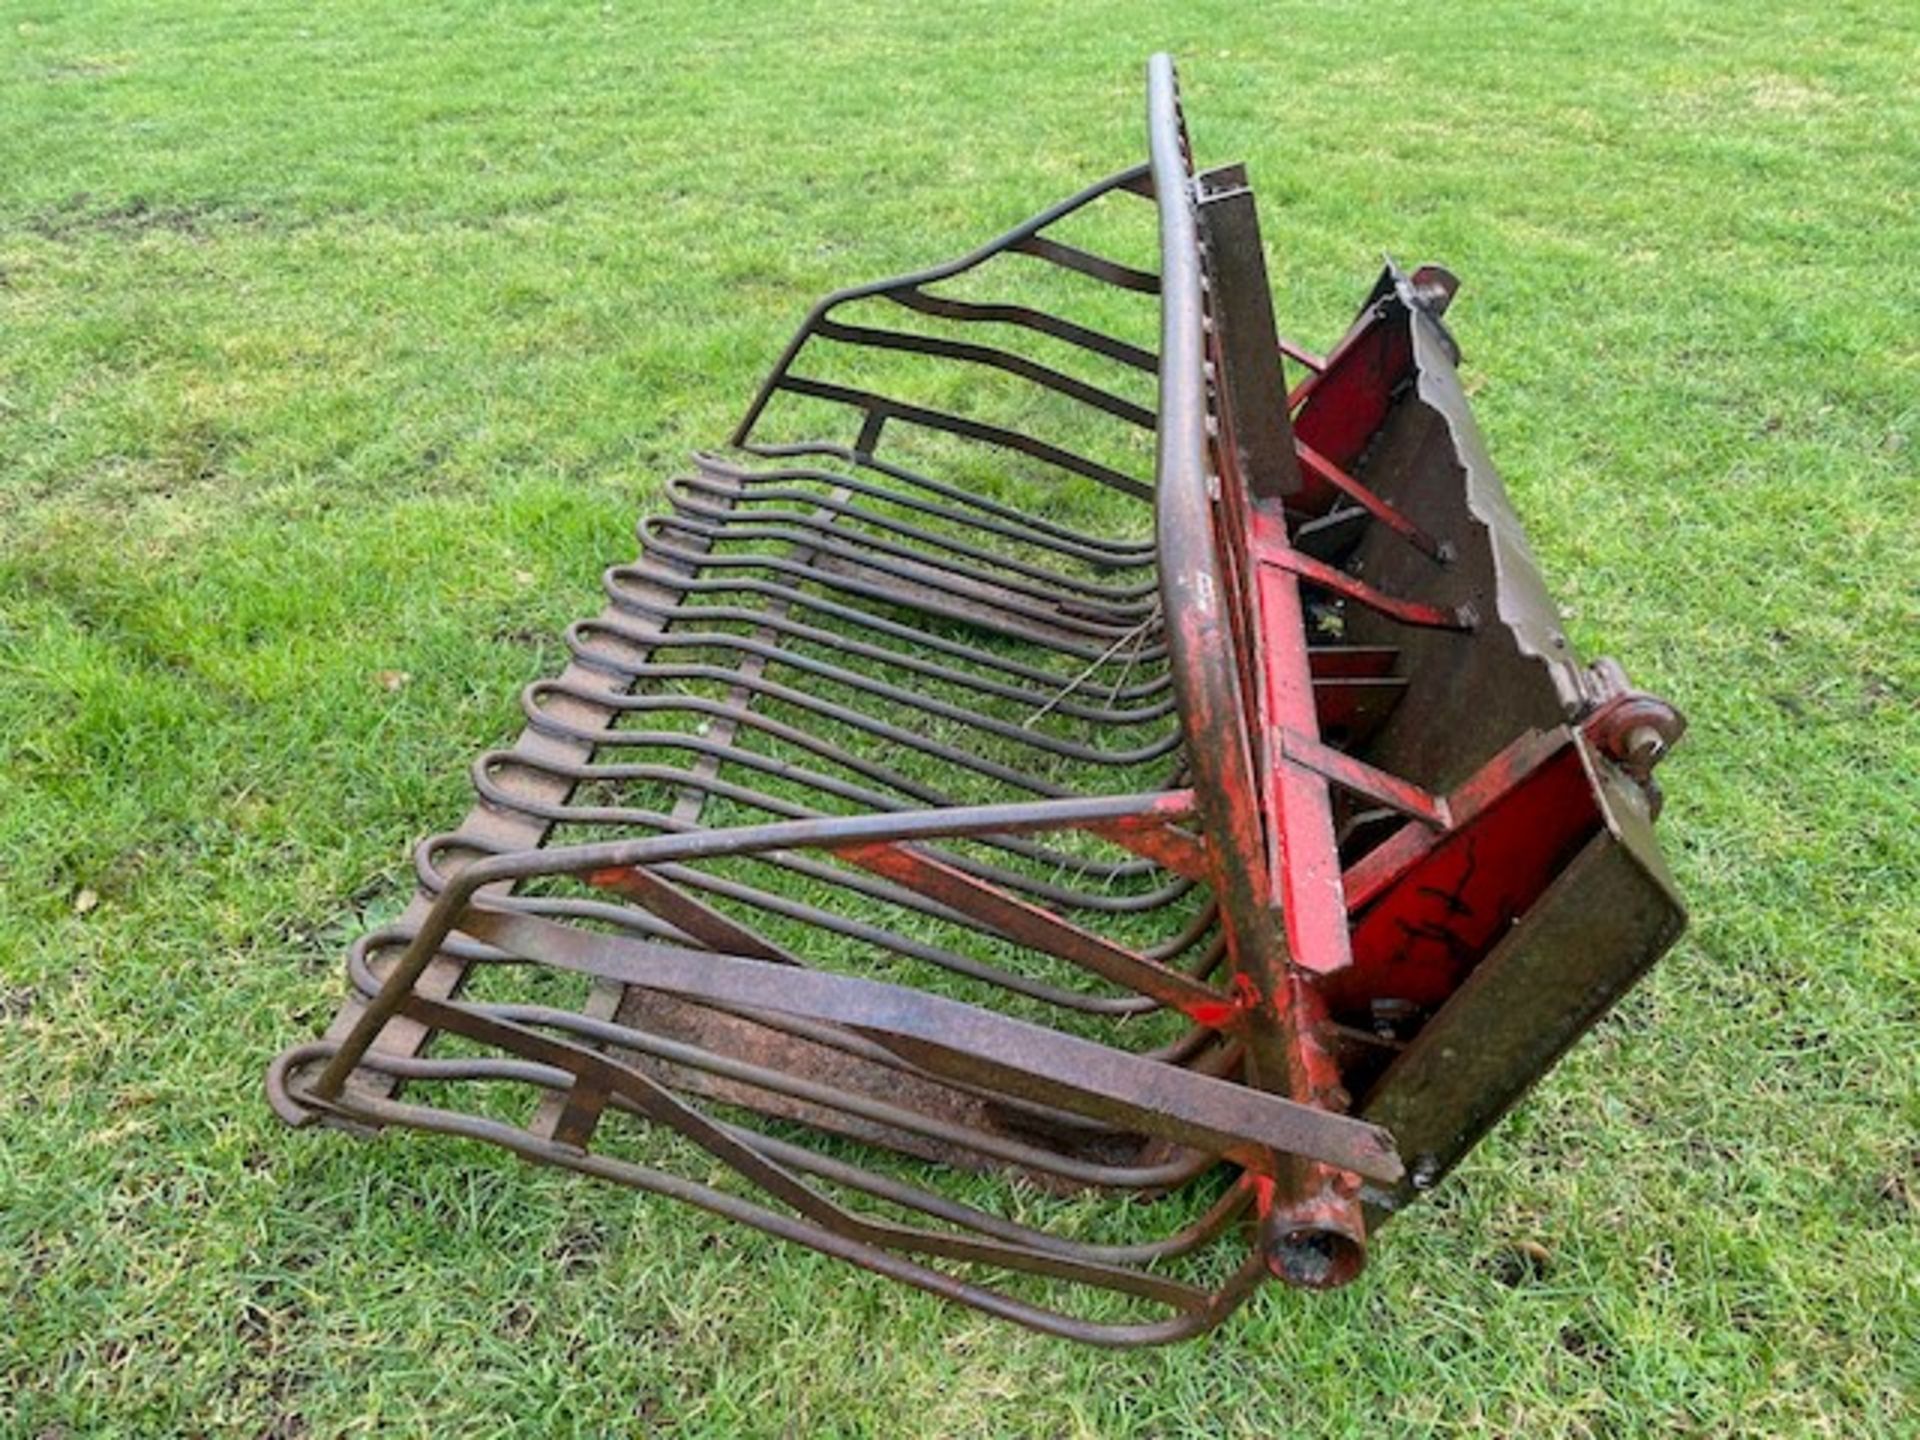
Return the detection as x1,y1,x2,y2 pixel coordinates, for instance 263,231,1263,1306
643,499,1152,622
581,584,1172,736
437,733,1221,983
332,955,1230,1207
524,674,1144,803
489,706,1171,887
522,683,1094,805
549,630,1179,779
425,793,1216,1014
274,1040,1257,1344
578,468,1172,755
518,675,1182,925
561,468,1185,875
667,465,1160,605
472,744,1190,910
602,548,1166,683
332,921,1234,1195
444,773,1222,972
632,511,1148,646
647,552,1158,718
530,640,1188,896
545,616,1183,899
597,582,1174,722
746,444,1156,564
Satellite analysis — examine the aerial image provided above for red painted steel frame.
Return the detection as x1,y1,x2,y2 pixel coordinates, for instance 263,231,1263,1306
1150,60,1395,1286
1149,57,1679,1287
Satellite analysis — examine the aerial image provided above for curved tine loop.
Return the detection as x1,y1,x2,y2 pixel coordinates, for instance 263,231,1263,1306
406,995,1212,1305
343,954,1195,1166
311,1044,1244,1267
604,572,1176,711
281,1066,1270,1345
635,522,1149,644
416,817,1199,1012
473,739,1171,891
562,623,1186,768
569,605,1169,729
710,1126,1251,1265
605,559,1173,672
732,445,1155,560
599,563,1164,714
885,286,1158,373
733,162,1152,447
663,473,1162,604
276,1026,1214,1265
806,315,1156,430
643,508,1160,624
654,500,1159,615
686,455,1155,574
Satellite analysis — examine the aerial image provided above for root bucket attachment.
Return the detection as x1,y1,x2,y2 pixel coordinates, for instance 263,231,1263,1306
270,55,1685,1345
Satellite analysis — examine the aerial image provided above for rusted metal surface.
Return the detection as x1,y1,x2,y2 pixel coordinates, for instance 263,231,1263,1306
269,53,1686,1345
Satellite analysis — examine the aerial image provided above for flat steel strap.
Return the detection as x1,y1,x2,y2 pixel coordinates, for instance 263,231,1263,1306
458,905,1405,1184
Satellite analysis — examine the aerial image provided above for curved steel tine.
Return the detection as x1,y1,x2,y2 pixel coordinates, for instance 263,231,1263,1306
605,559,1173,676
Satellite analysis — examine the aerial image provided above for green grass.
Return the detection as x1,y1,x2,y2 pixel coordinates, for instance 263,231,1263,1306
3,1,1916,1434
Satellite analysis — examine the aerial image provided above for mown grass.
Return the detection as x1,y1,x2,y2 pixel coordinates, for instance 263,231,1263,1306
2,1,1916,1435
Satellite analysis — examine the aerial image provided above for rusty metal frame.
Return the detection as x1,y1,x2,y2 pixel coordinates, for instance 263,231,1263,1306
269,53,1685,1345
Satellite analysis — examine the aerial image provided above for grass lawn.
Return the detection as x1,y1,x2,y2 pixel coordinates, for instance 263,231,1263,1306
3,1,1916,1434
